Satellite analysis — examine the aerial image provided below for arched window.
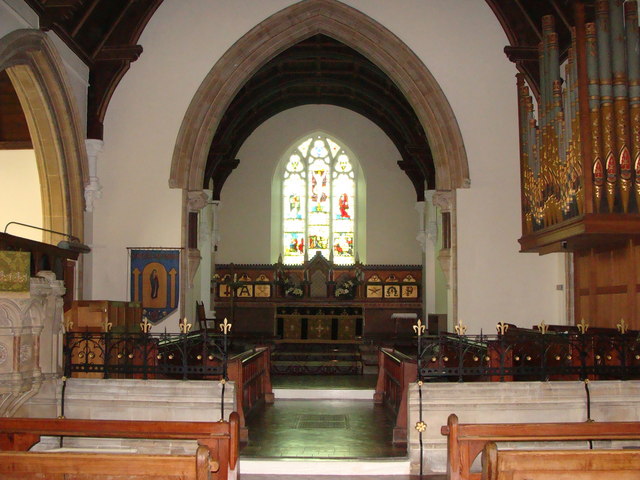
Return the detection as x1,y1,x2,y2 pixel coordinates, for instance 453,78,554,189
282,135,356,265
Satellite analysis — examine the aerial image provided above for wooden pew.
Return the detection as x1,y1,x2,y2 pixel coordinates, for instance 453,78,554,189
0,413,239,480
481,442,640,480
441,413,640,480
0,444,216,480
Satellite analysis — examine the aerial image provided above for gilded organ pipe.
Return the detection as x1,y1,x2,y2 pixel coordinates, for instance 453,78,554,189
610,0,631,212
586,22,605,212
518,0,640,233
626,2,640,211
596,0,617,213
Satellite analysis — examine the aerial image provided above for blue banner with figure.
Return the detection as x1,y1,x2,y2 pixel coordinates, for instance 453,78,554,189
129,248,180,323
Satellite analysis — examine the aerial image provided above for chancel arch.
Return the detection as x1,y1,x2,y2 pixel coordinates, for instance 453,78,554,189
0,29,87,243
172,0,467,322
170,0,469,192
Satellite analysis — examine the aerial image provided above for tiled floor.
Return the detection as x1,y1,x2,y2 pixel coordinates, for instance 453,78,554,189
241,374,403,459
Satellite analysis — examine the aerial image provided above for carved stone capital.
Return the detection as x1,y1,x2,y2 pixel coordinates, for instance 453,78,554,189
84,179,102,213
187,190,209,212
432,190,454,212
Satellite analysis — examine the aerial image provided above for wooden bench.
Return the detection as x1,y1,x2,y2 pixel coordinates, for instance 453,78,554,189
0,444,216,480
0,413,239,480
441,413,640,480
481,442,640,480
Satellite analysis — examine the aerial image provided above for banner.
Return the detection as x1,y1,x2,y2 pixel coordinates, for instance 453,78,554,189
129,248,180,323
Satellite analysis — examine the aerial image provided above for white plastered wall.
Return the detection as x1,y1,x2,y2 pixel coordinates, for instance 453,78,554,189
78,0,563,332
216,105,421,266
0,150,41,240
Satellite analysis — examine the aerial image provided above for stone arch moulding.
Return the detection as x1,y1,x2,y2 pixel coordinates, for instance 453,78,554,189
170,0,470,193
0,29,88,242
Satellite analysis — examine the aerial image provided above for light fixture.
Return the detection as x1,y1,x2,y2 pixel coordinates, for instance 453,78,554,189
4,222,91,254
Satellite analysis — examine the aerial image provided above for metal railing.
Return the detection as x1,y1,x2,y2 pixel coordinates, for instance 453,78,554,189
416,327,640,382
63,329,229,381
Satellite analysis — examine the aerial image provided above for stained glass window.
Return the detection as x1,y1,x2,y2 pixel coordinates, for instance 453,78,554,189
282,135,356,265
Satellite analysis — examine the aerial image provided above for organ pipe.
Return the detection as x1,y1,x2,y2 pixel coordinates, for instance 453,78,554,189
518,0,640,233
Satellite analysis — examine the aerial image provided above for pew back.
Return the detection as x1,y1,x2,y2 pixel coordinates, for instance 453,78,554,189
441,413,640,480
0,414,239,480
481,442,640,480
0,445,216,480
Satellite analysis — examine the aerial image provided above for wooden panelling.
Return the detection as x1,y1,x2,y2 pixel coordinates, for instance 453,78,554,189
574,240,639,330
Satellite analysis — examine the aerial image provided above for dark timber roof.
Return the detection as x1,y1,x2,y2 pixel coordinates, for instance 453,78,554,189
5,0,593,198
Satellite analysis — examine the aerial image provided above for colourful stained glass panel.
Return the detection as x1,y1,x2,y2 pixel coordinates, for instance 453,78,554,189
283,232,305,264
282,135,356,265
333,232,354,259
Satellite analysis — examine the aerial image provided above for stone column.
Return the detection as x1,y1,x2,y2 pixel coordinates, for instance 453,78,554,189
432,190,456,328
82,139,103,299
181,190,208,323
415,199,429,322
198,192,216,316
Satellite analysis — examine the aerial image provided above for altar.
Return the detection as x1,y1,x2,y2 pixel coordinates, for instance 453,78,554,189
276,306,363,341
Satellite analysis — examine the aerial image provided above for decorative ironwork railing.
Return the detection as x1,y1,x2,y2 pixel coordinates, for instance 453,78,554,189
416,327,640,382
63,330,229,381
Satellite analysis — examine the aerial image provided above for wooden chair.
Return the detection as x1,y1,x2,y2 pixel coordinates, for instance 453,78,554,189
196,301,216,333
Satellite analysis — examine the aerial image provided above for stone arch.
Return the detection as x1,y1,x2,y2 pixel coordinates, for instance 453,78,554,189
0,29,87,242
170,0,469,192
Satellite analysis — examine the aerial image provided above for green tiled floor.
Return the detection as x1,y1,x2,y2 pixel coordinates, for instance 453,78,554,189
242,373,405,459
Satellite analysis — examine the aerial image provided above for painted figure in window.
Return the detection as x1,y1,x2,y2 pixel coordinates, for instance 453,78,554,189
288,194,301,219
311,169,328,211
334,235,353,256
289,237,298,254
338,192,350,219
309,235,327,250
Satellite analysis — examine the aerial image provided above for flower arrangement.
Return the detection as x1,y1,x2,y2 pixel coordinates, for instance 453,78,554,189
286,285,304,297
335,277,358,299
283,277,304,298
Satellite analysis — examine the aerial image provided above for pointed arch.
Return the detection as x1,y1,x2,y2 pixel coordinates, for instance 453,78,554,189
170,0,469,192
0,29,87,241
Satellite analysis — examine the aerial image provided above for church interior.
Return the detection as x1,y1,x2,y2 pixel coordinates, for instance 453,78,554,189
2,0,640,478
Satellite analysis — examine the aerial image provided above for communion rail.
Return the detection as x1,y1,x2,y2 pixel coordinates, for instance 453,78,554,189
417,326,640,382
63,330,229,380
